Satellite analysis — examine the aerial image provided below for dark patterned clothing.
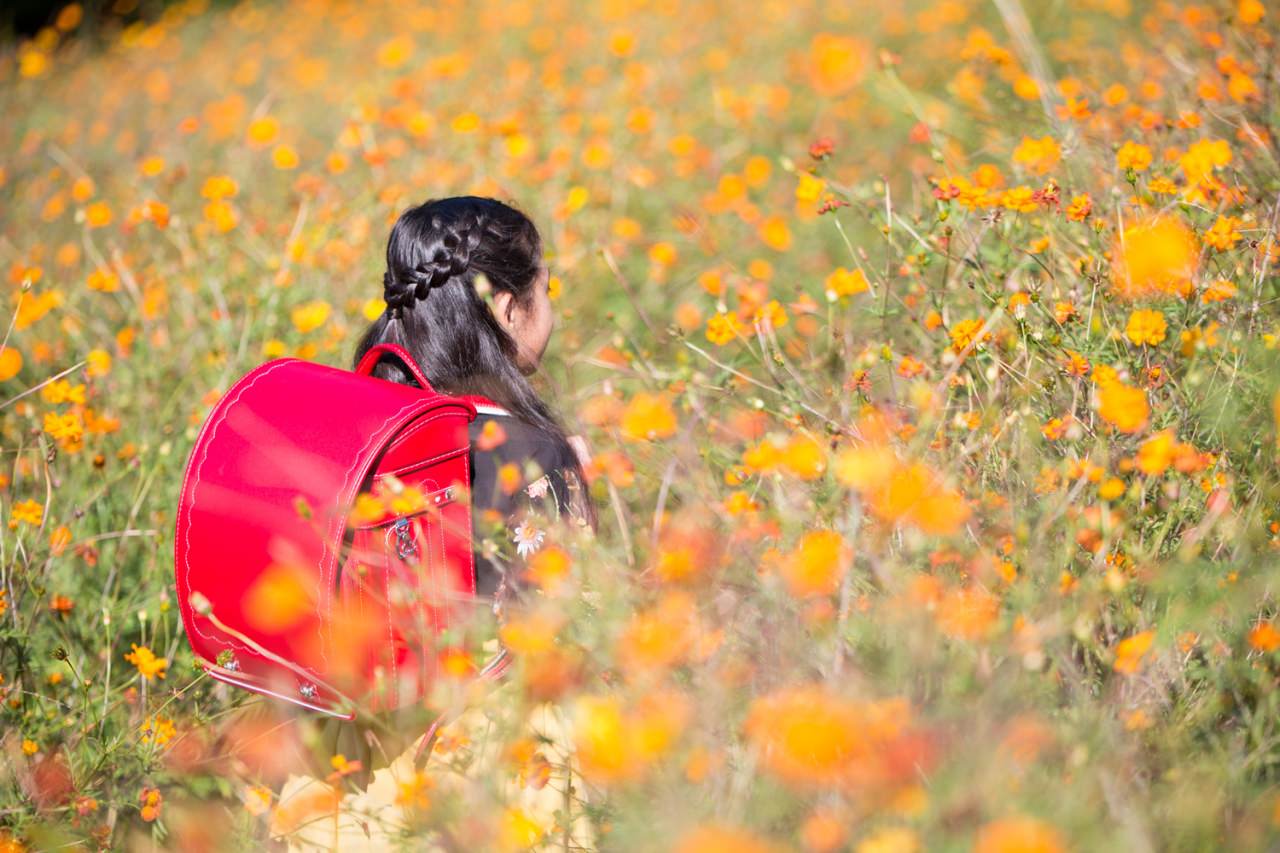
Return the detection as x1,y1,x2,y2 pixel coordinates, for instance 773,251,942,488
467,409,590,600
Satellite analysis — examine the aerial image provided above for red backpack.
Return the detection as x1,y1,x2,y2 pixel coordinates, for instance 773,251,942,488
174,343,506,719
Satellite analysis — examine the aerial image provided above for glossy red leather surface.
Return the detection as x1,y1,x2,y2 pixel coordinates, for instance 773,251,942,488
174,352,477,718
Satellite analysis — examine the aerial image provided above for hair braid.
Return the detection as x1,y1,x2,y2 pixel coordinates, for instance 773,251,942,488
382,212,490,318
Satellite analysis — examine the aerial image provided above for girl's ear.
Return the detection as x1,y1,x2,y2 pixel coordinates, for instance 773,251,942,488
492,290,516,330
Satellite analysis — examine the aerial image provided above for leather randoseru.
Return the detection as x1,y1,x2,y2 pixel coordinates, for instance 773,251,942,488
173,344,479,718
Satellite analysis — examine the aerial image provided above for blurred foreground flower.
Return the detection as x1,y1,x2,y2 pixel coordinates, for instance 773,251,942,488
573,691,690,784
745,685,930,795
1111,215,1198,299
674,824,777,853
836,445,971,536
974,816,1066,853
1114,630,1156,674
620,392,678,441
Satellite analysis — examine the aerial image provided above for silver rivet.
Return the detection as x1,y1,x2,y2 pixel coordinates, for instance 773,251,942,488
299,683,317,699
224,655,240,672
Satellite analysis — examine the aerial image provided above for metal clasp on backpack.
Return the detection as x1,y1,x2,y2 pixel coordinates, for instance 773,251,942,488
392,517,419,561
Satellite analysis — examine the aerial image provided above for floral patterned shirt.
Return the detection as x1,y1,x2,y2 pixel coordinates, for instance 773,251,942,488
468,412,590,603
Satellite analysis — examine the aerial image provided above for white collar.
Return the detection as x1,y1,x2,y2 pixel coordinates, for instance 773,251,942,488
474,404,512,417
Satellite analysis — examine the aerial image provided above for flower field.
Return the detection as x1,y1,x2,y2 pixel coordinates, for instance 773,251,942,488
3,0,1280,849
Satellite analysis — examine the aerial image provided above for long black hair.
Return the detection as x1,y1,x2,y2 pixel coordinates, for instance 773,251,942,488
353,196,594,525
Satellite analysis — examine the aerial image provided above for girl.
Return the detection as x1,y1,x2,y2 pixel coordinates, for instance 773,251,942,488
264,197,603,851
352,195,598,608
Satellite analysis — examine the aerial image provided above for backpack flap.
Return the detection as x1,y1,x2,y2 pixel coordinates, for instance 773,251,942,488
174,356,476,718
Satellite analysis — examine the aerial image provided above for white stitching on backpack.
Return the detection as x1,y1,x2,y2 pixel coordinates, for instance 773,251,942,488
383,402,475,453
376,446,469,480
178,360,297,658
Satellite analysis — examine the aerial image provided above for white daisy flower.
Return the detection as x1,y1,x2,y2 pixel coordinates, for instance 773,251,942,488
511,518,545,558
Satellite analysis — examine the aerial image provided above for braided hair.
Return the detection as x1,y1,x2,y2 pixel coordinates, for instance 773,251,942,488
381,217,484,319
353,196,596,527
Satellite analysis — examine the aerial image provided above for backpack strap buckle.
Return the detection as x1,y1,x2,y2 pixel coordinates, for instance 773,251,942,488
392,518,419,561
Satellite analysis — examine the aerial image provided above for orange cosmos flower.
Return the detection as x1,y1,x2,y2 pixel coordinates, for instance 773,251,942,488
498,610,564,656
799,810,848,853
616,591,699,673
1203,215,1243,251
620,393,678,441
243,562,315,633
1200,279,1237,304
745,685,867,787
0,347,21,381
84,201,113,228
651,518,721,584
949,318,990,354
201,175,239,200
1041,417,1068,441
1002,186,1037,213
1065,193,1092,221
781,432,826,479
825,267,870,298
898,355,926,378
1112,214,1199,299
524,545,571,593
49,525,72,555
674,825,777,853
936,586,1001,640
1113,629,1155,674
868,462,971,536
139,787,163,822
1097,381,1149,434
125,644,168,680
271,145,299,169
290,300,330,334
10,499,44,527
753,299,788,330
87,267,119,292
1248,622,1280,653
1178,139,1231,201
706,312,744,345
1124,309,1167,346
807,33,868,96
974,816,1066,853
573,692,689,784
204,200,238,232
245,116,279,147
1012,75,1040,100
1012,135,1062,175
778,530,848,598
376,35,414,69
140,714,177,746
1135,430,1178,476
1115,140,1153,171
745,686,918,792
